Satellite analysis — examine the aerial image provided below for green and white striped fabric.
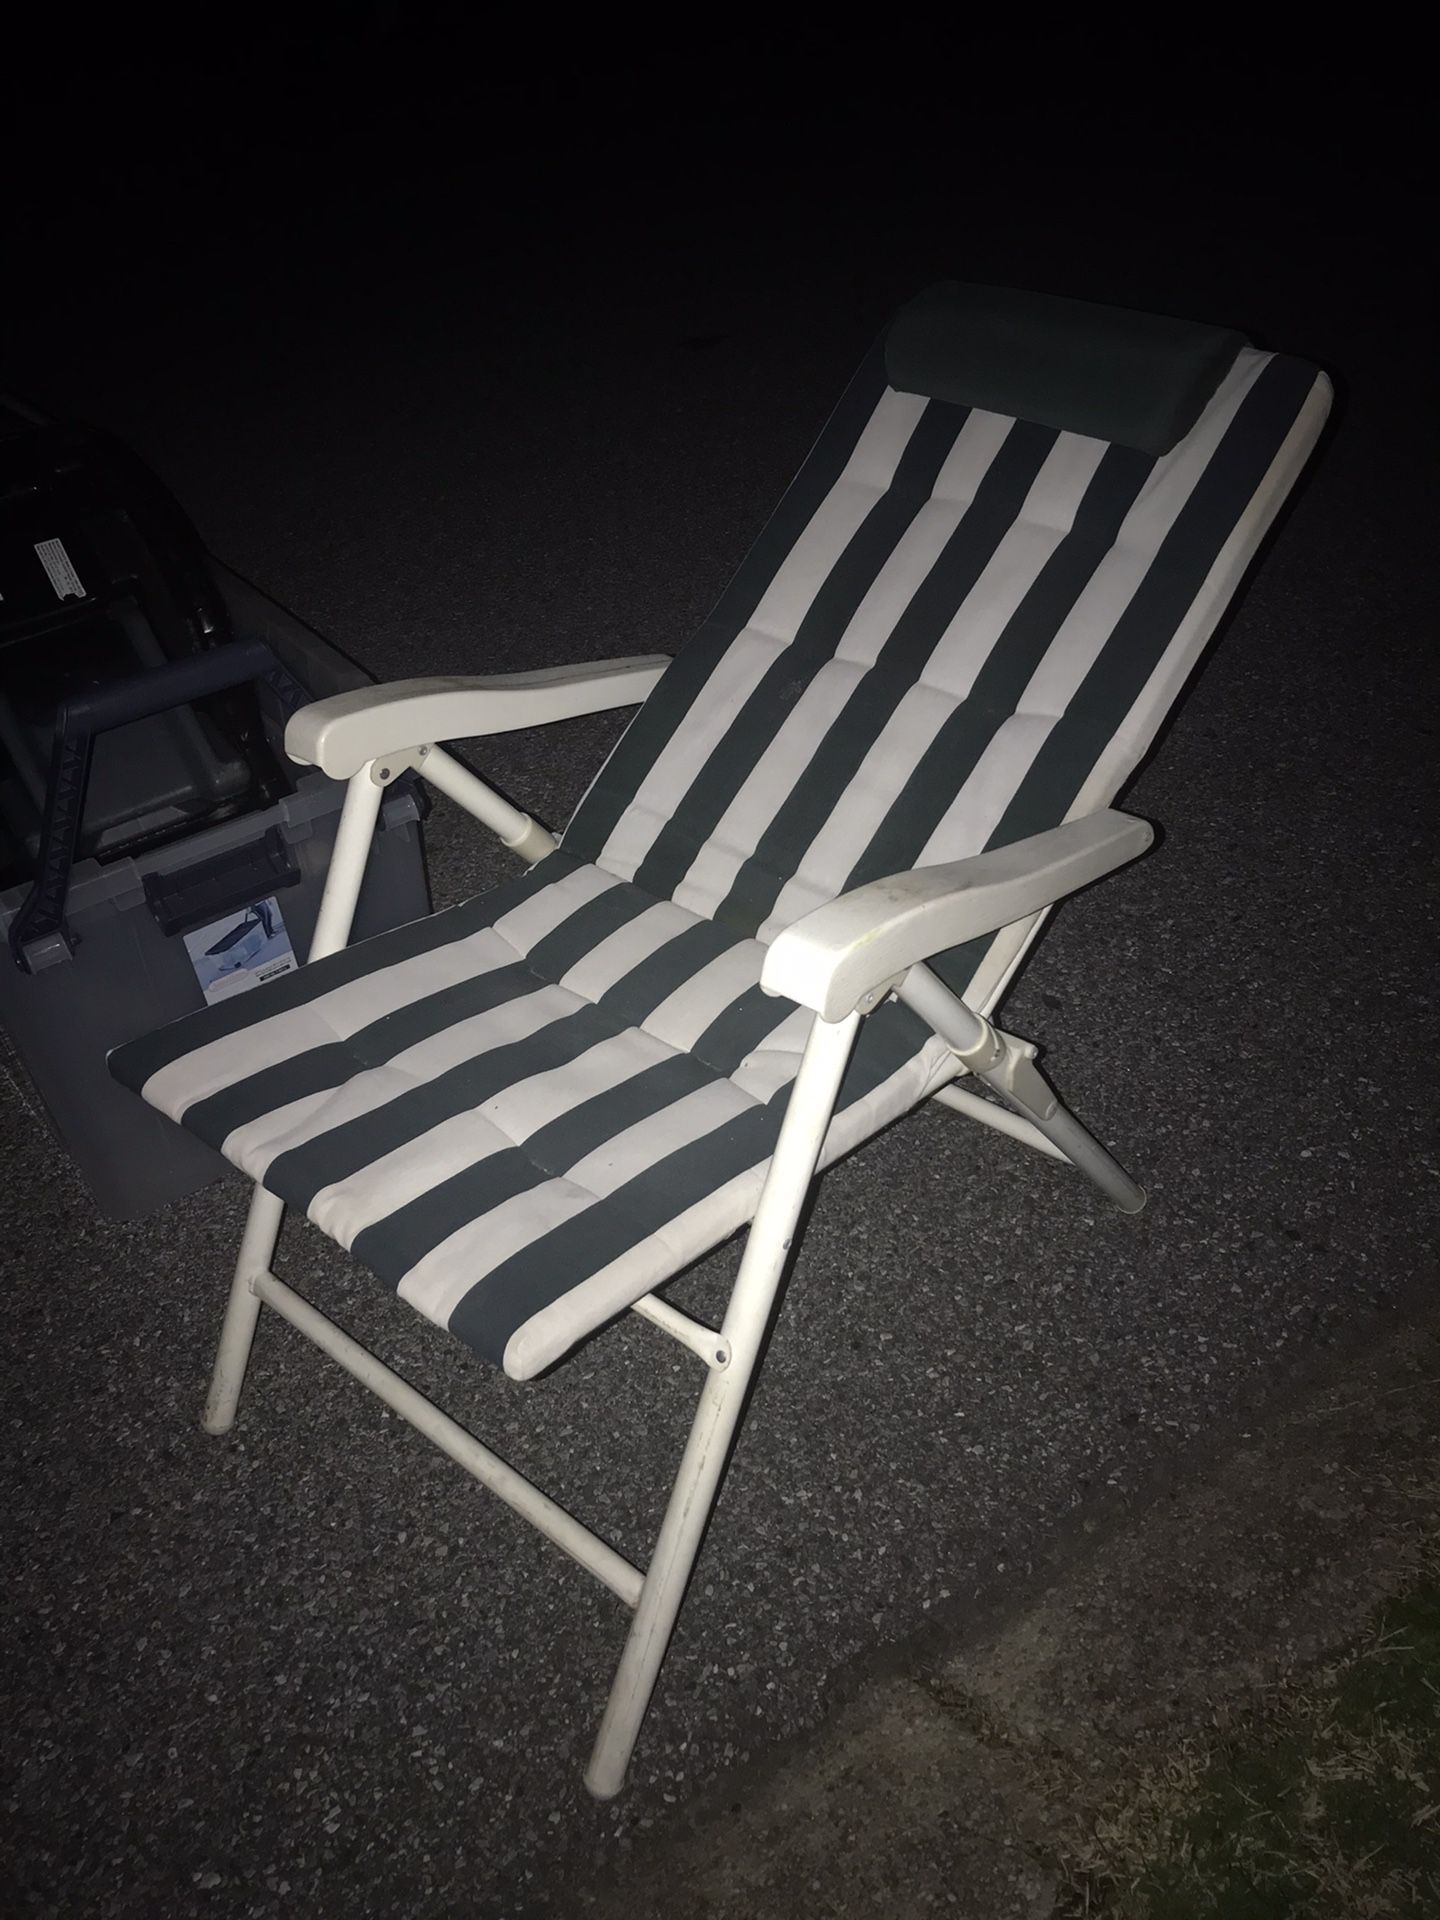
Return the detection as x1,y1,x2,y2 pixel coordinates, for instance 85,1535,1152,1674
563,330,1328,997
111,289,1330,1380
113,852,947,1377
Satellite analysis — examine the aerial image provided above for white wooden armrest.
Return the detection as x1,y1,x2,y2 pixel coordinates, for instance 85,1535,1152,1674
285,655,670,778
760,810,1155,1020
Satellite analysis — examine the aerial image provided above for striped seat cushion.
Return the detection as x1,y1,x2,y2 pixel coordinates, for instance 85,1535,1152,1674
111,851,950,1378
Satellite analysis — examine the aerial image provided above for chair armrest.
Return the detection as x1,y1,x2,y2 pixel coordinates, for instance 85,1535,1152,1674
760,810,1155,1020
285,655,670,778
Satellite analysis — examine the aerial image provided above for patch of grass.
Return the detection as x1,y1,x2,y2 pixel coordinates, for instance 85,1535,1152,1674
1065,1546,1440,1918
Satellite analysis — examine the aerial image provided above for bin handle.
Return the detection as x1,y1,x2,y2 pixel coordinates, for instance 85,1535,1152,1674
9,639,310,973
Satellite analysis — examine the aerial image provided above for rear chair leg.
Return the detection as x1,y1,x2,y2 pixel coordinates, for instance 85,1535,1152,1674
1022,1092,1146,1213
902,966,1146,1214
203,1185,285,1434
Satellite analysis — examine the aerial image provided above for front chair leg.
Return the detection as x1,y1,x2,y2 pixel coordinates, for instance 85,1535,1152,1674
203,1184,285,1435
585,1009,861,1799
205,768,381,1437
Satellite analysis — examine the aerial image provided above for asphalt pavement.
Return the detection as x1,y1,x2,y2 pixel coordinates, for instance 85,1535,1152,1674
2,48,1434,1919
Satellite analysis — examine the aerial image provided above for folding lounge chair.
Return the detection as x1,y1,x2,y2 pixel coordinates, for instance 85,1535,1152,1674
109,282,1331,1797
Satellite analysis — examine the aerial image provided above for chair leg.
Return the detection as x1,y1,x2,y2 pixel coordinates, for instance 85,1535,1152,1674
203,1185,284,1435
585,1360,746,1799
585,1009,861,1799
1021,1094,1146,1213
902,966,1145,1213
204,771,380,1437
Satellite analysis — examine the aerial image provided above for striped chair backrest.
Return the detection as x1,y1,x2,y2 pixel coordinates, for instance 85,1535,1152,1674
564,299,1329,999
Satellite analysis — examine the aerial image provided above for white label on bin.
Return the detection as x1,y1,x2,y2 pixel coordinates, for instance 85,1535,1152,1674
34,537,86,601
182,895,298,1004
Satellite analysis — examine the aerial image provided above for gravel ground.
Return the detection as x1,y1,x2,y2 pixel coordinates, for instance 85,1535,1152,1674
2,47,1434,1920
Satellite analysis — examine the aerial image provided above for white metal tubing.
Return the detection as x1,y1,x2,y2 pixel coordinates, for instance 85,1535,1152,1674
898,963,990,1054
205,771,385,1439
252,1271,645,1609
309,768,386,959
1026,1105,1146,1213
902,965,1145,1212
421,746,558,865
585,1010,861,1799
931,1080,1072,1161
630,1293,731,1368
202,1186,285,1434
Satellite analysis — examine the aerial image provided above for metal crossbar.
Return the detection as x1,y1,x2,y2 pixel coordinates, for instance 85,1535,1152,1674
629,1293,731,1368
253,1270,645,1608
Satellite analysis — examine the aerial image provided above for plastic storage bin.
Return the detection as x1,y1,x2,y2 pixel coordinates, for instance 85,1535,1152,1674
0,407,431,1215
0,757,426,1218
0,570,430,1220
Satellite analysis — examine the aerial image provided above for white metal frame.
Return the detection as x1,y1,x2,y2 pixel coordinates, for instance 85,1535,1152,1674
200,669,1150,1798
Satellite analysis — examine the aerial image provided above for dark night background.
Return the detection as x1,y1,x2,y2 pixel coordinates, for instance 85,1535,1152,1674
3,22,1435,1919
